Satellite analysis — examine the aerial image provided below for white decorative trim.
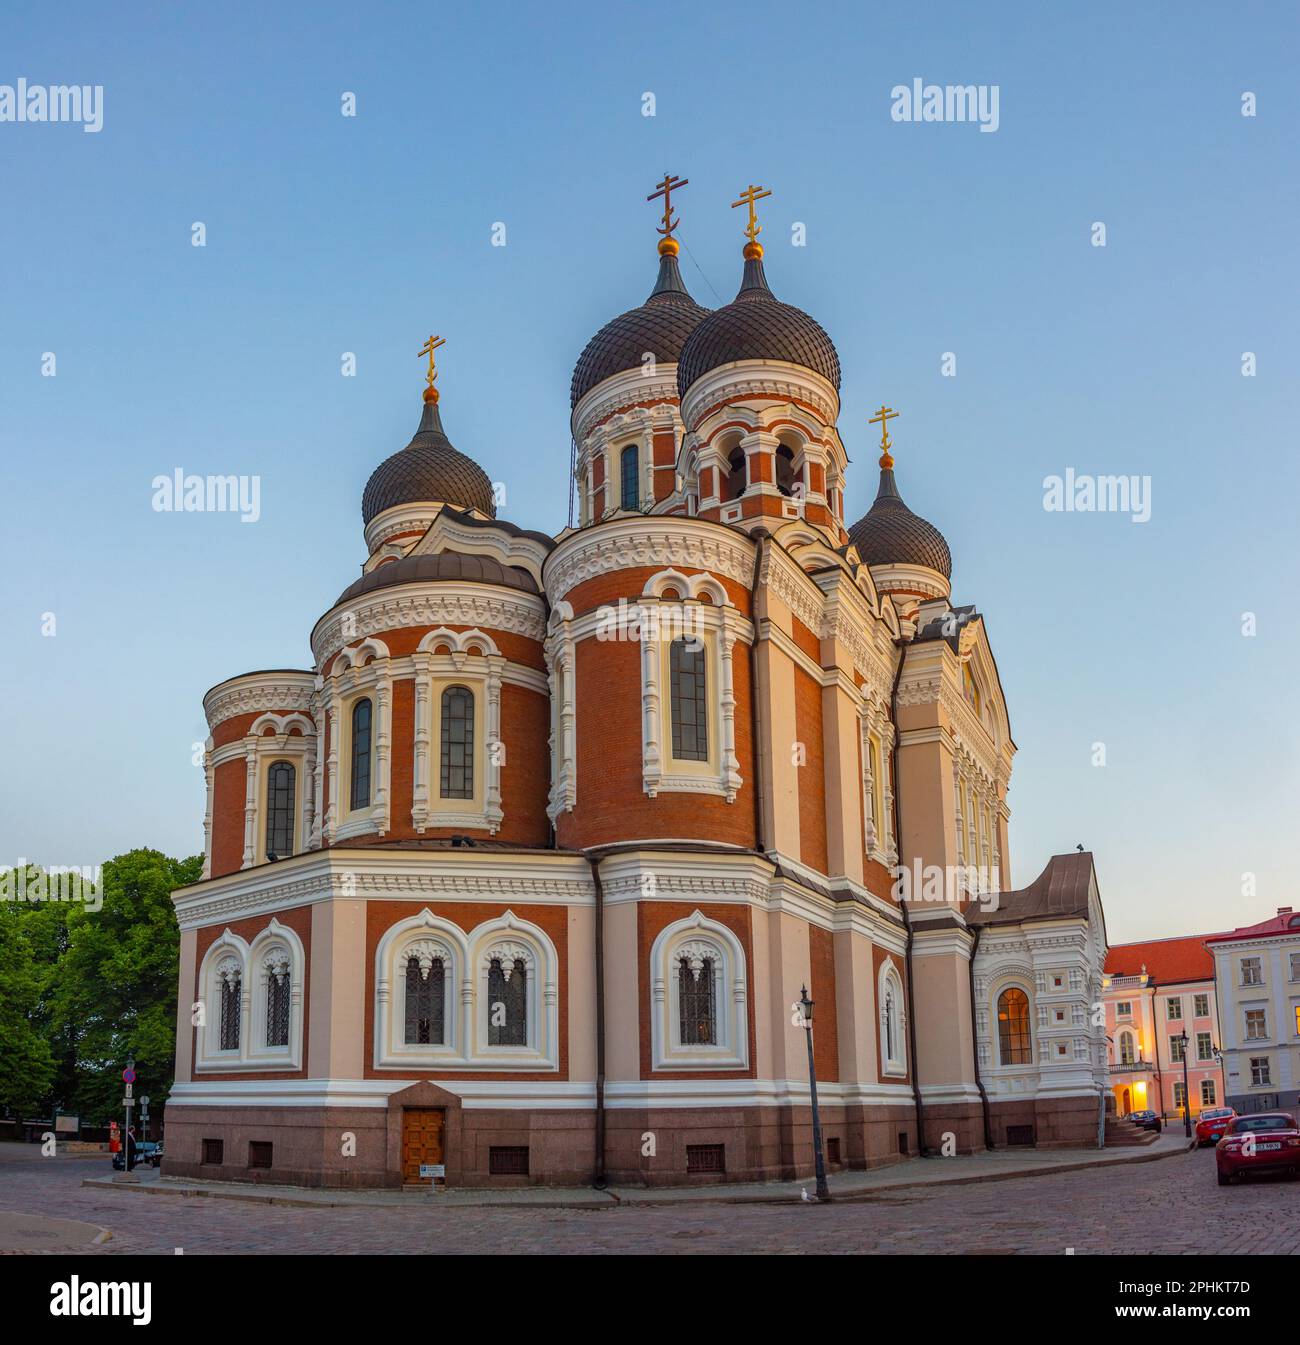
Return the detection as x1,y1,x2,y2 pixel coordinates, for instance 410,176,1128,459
680,361,840,435
203,671,315,731
373,909,471,1068
878,956,907,1077
544,601,577,821
649,911,749,1071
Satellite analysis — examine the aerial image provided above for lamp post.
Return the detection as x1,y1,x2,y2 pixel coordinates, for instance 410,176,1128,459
1177,1030,1191,1137
798,986,831,1202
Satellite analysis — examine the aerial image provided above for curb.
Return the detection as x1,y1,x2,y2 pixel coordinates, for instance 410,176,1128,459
80,1138,1196,1212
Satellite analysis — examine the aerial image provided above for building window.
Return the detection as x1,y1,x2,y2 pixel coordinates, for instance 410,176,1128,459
1169,1034,1186,1063
867,735,884,849
266,958,291,1048
1241,957,1262,986
1290,952,1300,981
997,987,1032,1066
248,1141,273,1170
1201,1079,1217,1107
349,698,372,811
404,954,445,1046
620,444,639,511
1194,992,1209,1017
669,639,708,762
487,957,527,1046
686,1143,725,1174
1166,997,1182,1020
1173,1081,1187,1112
1250,1056,1271,1087
963,663,981,714
1196,1031,1213,1061
439,685,475,799
264,760,296,858
1116,1000,1132,1018
879,961,907,1077
1245,1009,1267,1040
218,964,241,1051
1294,1005,1300,1037
724,446,746,501
775,443,796,497
678,954,717,1046
201,1138,223,1165
488,1146,530,1175
1118,1030,1135,1066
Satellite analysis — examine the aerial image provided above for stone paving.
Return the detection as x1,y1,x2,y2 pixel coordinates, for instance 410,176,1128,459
1,1142,1296,1254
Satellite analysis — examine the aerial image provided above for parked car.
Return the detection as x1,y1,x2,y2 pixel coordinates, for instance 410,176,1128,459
111,1140,163,1171
1215,1113,1300,1185
1128,1110,1160,1131
1195,1107,1236,1147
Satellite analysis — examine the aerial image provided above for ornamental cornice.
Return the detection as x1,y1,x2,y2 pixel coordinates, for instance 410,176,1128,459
203,672,317,730
545,520,756,602
312,584,546,667
681,363,839,433
760,547,824,634
572,367,683,446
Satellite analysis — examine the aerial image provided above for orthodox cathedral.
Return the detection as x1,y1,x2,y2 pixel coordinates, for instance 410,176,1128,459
166,181,1111,1188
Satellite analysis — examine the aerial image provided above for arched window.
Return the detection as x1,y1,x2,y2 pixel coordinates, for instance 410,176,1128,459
620,444,639,512
669,639,708,761
349,698,372,811
1119,1030,1135,1066
265,955,291,1048
963,663,982,715
488,956,527,1046
884,985,897,1061
440,685,475,799
265,760,296,859
218,960,242,1051
405,953,445,1045
725,446,746,501
878,961,907,1076
678,954,717,1046
997,987,1032,1065
775,443,796,497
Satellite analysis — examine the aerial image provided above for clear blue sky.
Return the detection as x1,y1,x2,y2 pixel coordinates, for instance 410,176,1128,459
2,1,1296,942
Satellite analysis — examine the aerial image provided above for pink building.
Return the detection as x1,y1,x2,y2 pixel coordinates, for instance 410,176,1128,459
1103,935,1226,1123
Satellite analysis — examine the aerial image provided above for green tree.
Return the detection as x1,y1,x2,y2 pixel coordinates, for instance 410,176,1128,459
0,894,57,1113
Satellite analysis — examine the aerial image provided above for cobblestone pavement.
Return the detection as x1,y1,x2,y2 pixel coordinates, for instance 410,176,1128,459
1,1145,1296,1254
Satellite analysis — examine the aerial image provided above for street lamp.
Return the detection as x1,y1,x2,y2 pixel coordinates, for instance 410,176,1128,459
798,986,831,1202
1177,1030,1191,1138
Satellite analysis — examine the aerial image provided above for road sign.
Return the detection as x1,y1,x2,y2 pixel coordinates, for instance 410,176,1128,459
123,1097,134,1109
124,1083,133,1100
122,1068,136,1084
139,1095,150,1107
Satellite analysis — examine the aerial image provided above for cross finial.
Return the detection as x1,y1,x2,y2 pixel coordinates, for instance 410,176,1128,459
731,183,772,257
418,334,446,403
868,404,900,468
648,173,689,256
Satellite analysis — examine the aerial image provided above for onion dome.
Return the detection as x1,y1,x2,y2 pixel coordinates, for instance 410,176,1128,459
362,396,496,526
337,550,538,606
571,243,709,407
848,453,952,580
676,248,840,397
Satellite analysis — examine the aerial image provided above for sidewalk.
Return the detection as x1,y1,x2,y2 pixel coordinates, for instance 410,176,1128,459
82,1133,1194,1211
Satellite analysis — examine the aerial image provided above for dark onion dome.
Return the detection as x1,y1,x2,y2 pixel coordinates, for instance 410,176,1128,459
848,457,952,580
336,550,538,606
676,248,840,397
362,397,496,526
570,245,710,407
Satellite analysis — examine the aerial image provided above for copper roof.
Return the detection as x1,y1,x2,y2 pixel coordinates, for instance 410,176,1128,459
966,851,1097,927
848,466,952,579
336,550,538,605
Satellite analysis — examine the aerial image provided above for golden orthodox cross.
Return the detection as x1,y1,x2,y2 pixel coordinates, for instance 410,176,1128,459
648,173,688,239
730,183,772,242
418,334,446,392
868,404,899,453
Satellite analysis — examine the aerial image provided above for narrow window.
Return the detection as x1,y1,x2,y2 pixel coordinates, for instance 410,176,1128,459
620,444,639,512
725,446,746,501
1201,1079,1216,1106
440,686,475,799
678,955,717,1046
884,987,896,1060
488,957,527,1046
775,443,796,497
997,987,1031,1065
219,968,241,1051
669,639,708,762
1119,1031,1135,1065
404,954,445,1045
266,959,290,1047
265,760,296,858
349,698,372,811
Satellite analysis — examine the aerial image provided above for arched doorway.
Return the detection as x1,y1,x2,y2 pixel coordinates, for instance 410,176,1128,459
1121,1087,1131,1116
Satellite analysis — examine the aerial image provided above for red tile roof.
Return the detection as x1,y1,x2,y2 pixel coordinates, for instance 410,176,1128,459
1105,933,1221,984
1205,908,1300,945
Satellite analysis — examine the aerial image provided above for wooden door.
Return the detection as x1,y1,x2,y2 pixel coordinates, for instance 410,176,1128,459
401,1108,445,1184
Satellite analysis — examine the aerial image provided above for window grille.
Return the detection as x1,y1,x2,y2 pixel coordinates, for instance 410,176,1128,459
201,1138,224,1165
404,955,445,1045
489,1146,529,1175
248,1141,273,1169
488,957,527,1046
678,955,717,1046
686,1144,725,1174
266,963,291,1047
219,973,241,1051
1006,1125,1035,1146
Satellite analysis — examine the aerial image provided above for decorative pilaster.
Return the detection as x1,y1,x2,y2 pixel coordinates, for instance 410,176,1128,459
411,652,431,832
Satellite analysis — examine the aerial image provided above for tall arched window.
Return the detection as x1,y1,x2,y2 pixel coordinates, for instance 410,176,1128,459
404,954,445,1045
265,956,291,1047
678,954,717,1045
997,987,1032,1065
488,956,527,1046
349,698,372,811
669,639,708,761
265,760,296,858
884,985,897,1061
725,446,746,501
775,443,796,497
218,962,242,1051
440,685,475,799
620,444,639,512
1119,1030,1135,1066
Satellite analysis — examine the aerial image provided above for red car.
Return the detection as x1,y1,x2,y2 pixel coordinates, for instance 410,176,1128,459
1215,1112,1300,1185
1195,1107,1236,1147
